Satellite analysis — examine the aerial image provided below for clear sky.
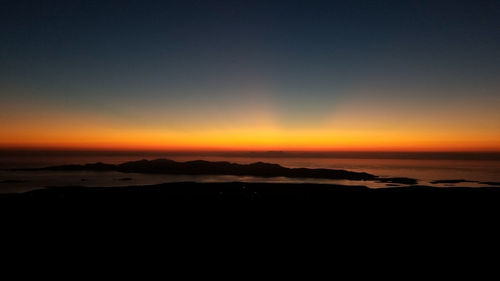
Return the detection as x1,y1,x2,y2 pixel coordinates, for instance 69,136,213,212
1,0,499,151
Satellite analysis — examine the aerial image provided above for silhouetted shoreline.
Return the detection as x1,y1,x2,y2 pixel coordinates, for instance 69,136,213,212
17,158,418,184
431,179,500,186
2,159,499,203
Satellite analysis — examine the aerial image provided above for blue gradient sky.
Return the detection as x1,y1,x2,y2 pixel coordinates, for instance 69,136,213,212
1,0,499,150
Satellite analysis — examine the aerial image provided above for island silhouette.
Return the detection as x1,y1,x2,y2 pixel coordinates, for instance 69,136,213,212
19,158,418,184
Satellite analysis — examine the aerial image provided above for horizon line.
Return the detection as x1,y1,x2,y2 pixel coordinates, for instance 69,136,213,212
1,148,500,154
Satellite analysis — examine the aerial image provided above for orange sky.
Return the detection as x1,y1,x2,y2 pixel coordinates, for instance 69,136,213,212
1,111,499,152
1,88,499,152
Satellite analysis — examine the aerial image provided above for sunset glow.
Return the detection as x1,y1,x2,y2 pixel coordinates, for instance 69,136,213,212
1,1,499,153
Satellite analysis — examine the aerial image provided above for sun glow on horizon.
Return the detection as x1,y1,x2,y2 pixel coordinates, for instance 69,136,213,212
2,91,499,152
1,125,499,152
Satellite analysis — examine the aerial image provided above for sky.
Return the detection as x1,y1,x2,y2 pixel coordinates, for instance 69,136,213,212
1,0,499,151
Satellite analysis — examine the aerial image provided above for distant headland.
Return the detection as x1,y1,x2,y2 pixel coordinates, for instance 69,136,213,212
19,158,418,184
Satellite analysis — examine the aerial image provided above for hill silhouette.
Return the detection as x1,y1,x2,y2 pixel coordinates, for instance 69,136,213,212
16,158,422,183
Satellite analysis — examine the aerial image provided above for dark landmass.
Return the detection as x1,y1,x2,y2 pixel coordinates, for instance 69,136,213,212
430,179,500,187
1,182,500,204
0,180,28,184
3,182,500,238
117,177,133,181
3,183,500,248
480,182,500,186
1,181,499,228
431,179,477,184
17,158,417,184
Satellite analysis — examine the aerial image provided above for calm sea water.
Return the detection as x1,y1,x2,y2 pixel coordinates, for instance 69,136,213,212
1,152,499,193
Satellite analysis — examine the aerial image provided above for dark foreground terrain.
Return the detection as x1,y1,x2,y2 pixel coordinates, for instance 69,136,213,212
3,182,500,247
2,181,500,206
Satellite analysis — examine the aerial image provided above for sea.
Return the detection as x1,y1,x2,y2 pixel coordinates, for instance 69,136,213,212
1,150,499,193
